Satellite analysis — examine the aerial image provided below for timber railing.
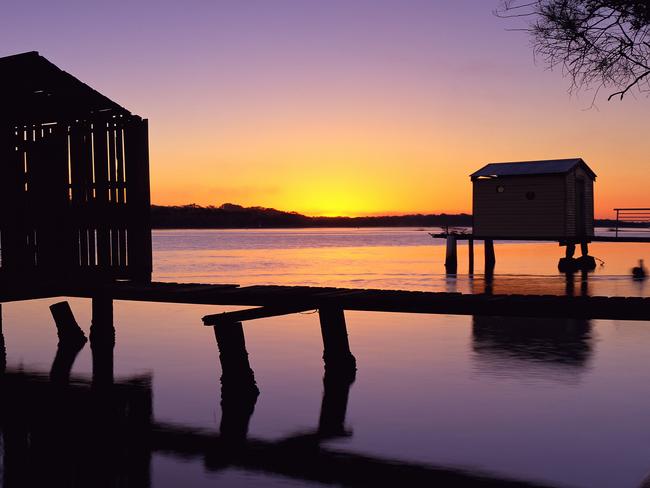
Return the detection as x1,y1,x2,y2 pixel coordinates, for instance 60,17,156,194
613,208,650,238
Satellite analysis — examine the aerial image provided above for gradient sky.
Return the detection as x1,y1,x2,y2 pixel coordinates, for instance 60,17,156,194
1,0,647,217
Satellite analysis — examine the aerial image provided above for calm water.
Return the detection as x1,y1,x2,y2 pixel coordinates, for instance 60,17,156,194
3,228,650,487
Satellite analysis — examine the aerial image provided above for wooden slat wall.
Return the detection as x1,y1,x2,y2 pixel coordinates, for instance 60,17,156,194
473,175,567,237
565,168,595,238
1,114,152,284
124,118,152,281
0,126,25,274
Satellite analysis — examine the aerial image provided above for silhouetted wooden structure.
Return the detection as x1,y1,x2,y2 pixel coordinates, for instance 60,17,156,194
471,158,596,239
0,51,152,284
434,159,601,272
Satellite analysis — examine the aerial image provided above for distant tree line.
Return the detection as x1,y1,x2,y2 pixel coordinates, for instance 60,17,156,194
150,203,473,229
150,203,632,229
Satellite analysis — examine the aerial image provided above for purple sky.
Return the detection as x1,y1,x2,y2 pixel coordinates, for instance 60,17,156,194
2,1,647,215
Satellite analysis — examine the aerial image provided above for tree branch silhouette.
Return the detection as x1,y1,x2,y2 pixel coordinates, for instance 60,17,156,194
496,1,650,101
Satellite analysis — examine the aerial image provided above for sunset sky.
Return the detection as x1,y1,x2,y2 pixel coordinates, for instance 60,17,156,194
2,0,647,217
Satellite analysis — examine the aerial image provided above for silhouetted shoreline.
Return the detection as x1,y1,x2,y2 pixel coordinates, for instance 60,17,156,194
151,203,629,230
151,203,472,228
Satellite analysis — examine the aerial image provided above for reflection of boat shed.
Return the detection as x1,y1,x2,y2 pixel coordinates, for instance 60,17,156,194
471,158,596,240
0,52,152,284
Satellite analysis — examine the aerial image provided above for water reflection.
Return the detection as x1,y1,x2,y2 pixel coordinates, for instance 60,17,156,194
0,303,564,488
0,367,561,488
472,315,593,382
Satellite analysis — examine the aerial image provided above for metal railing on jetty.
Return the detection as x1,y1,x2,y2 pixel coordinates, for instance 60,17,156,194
614,208,650,238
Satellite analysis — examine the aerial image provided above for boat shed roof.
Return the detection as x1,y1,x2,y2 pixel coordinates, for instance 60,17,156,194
0,51,131,124
470,158,596,180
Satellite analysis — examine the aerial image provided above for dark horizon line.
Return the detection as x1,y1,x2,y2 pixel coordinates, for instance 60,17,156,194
150,203,629,230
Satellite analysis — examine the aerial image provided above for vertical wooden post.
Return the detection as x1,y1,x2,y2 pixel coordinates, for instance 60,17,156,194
318,307,356,374
444,236,458,273
468,238,474,274
213,322,259,396
565,242,576,258
124,118,152,283
484,239,496,272
90,296,115,386
580,241,589,256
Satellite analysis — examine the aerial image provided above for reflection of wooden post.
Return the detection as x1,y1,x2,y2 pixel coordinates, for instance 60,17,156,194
580,269,589,297
318,307,356,374
484,270,494,295
213,322,258,395
564,272,575,297
318,370,355,438
484,239,495,272
468,238,474,274
445,236,457,273
219,384,258,442
90,296,115,386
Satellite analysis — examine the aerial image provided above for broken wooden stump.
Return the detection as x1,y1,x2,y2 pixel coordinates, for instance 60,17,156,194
318,307,356,375
49,301,87,346
49,301,87,383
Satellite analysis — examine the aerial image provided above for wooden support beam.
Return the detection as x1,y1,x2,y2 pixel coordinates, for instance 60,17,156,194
213,322,259,396
484,239,496,272
90,296,115,386
203,305,314,326
444,236,457,273
318,307,356,374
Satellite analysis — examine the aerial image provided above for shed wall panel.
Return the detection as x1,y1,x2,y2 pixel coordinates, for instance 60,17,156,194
473,175,567,237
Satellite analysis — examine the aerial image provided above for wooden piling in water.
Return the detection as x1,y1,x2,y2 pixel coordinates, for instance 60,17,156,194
318,307,356,374
213,322,259,396
484,239,495,272
444,236,458,273
468,238,474,274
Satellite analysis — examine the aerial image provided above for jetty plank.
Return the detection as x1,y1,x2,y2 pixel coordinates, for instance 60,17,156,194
54,282,650,322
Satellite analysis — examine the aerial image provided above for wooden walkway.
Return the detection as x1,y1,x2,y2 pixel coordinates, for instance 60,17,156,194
39,281,650,322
